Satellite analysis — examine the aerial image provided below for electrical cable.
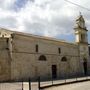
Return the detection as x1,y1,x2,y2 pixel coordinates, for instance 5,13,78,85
64,0,90,11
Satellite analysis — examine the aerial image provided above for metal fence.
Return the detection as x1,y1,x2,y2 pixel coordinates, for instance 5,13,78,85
0,76,90,90
0,79,31,90
38,75,90,90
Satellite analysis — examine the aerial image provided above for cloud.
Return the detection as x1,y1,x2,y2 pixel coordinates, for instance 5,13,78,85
15,0,75,36
0,0,90,41
0,16,17,29
0,0,16,10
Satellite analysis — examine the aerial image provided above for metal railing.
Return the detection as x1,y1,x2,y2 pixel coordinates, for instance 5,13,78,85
37,75,90,90
0,76,90,90
0,79,31,90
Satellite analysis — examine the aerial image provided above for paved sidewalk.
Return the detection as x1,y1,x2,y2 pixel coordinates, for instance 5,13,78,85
43,81,90,90
0,76,90,90
40,76,90,89
0,82,22,90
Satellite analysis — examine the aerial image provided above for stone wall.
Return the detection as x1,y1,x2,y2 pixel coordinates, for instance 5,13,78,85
10,33,83,81
0,38,11,81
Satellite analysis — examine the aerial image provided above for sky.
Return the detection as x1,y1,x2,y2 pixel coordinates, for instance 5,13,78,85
0,0,90,43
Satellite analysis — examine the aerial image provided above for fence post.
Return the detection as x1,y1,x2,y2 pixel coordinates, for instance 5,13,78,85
52,77,53,85
65,78,66,83
38,77,40,90
65,75,67,83
29,78,31,90
76,77,77,81
86,75,88,80
22,80,23,90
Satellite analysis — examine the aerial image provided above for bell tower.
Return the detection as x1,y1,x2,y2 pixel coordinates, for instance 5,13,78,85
74,13,89,75
74,13,88,44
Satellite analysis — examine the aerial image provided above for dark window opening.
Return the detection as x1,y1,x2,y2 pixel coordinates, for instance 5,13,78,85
61,57,67,62
81,34,85,42
58,48,61,54
39,55,46,61
11,34,15,39
6,39,9,50
36,44,38,52
81,34,83,41
89,47,90,56
2,35,4,37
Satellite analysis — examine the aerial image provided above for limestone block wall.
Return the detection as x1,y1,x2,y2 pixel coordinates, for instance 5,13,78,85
10,33,83,81
79,44,90,75
0,38,11,81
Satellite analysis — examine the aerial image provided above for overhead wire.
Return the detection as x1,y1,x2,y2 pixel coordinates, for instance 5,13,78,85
64,0,90,11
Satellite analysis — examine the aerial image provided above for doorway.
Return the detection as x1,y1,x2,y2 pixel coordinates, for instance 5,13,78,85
52,65,57,79
83,61,87,75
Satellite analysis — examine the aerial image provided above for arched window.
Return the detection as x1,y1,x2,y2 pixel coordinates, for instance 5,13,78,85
39,55,46,61
61,57,67,62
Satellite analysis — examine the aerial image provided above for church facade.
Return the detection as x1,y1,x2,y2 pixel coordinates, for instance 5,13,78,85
0,14,90,81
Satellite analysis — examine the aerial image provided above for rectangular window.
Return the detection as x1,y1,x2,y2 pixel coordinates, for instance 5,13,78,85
58,48,61,54
36,44,38,52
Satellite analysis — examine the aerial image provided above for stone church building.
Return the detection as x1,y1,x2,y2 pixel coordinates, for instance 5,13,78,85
0,14,90,81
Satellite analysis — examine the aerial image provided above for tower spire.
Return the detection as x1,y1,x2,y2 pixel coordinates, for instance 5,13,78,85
75,13,86,29
74,14,88,44
79,11,81,16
